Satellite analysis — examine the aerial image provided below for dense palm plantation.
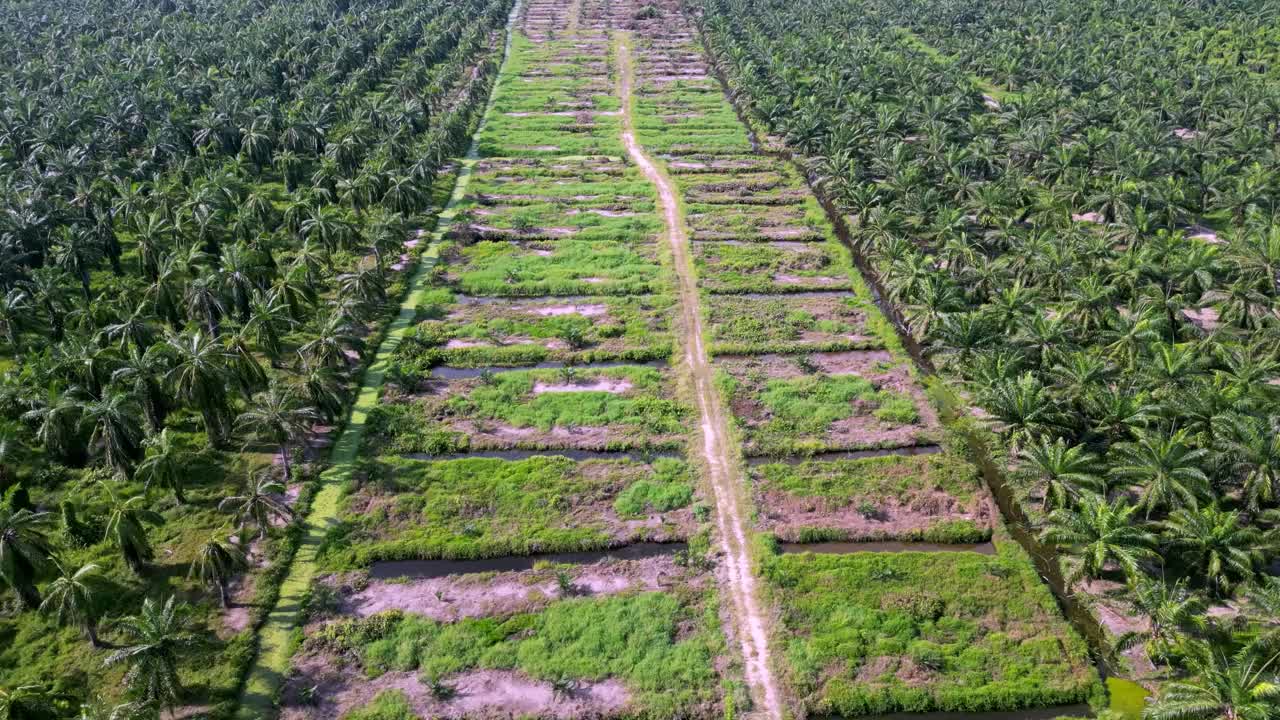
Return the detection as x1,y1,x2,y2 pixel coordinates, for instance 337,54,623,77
695,0,1280,714
0,0,512,715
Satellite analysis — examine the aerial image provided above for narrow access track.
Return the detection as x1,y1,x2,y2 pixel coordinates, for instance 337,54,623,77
616,32,784,720
233,2,522,716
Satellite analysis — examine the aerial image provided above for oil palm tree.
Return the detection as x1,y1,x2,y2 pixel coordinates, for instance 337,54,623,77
101,482,163,576
1218,414,1280,512
189,533,246,608
235,384,319,482
83,391,144,477
163,330,233,448
1042,493,1158,584
103,596,194,712
1115,577,1207,667
0,507,56,608
219,472,295,540
1143,636,1280,720
0,684,62,720
134,429,191,504
1016,437,1105,512
1111,428,1211,518
1161,506,1264,597
40,560,107,648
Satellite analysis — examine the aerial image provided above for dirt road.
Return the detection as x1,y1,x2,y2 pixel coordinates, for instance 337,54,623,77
616,33,784,720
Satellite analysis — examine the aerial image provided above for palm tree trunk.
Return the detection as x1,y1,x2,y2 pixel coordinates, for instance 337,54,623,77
219,579,230,609
280,441,292,482
86,621,103,649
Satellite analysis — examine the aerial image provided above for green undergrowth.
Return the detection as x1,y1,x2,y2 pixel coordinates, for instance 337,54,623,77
760,538,1101,716
705,294,882,355
694,239,853,294
751,449,991,543
392,289,675,368
716,369,937,455
442,238,664,296
308,589,725,718
365,365,689,453
343,690,420,720
319,454,694,567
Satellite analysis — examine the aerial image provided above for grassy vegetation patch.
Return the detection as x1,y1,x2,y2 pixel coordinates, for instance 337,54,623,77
393,290,675,368
307,589,725,718
685,200,828,241
704,293,880,355
761,543,1099,716
693,240,853,293
321,454,694,567
751,450,992,543
718,365,937,455
442,239,664,296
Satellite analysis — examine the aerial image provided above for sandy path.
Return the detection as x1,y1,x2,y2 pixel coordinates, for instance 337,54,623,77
616,34,783,720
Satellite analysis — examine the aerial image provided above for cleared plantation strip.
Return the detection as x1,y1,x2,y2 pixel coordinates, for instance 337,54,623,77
759,539,1097,717
231,4,524,716
715,352,942,457
628,2,1103,717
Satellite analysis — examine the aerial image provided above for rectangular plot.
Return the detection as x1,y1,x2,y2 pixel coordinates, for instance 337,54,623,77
452,199,659,242
366,364,690,453
686,201,829,242
716,351,941,456
750,448,994,543
287,586,725,719
693,240,853,293
761,546,1098,717
704,293,883,355
394,291,676,367
322,454,697,566
441,238,664,296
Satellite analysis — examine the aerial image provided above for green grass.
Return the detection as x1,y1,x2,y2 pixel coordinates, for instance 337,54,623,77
445,238,663,296
704,294,882,355
309,589,724,718
750,450,990,542
392,290,675,368
319,455,693,567
693,239,853,294
342,690,420,720
716,369,933,455
761,541,1100,716
365,365,690,453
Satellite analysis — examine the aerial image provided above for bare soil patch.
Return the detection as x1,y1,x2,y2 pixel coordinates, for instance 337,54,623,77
330,555,688,622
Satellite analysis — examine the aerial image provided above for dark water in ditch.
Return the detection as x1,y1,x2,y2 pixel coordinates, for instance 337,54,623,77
778,541,996,555
840,704,1092,720
429,358,667,379
402,449,682,462
370,542,687,580
745,445,941,466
